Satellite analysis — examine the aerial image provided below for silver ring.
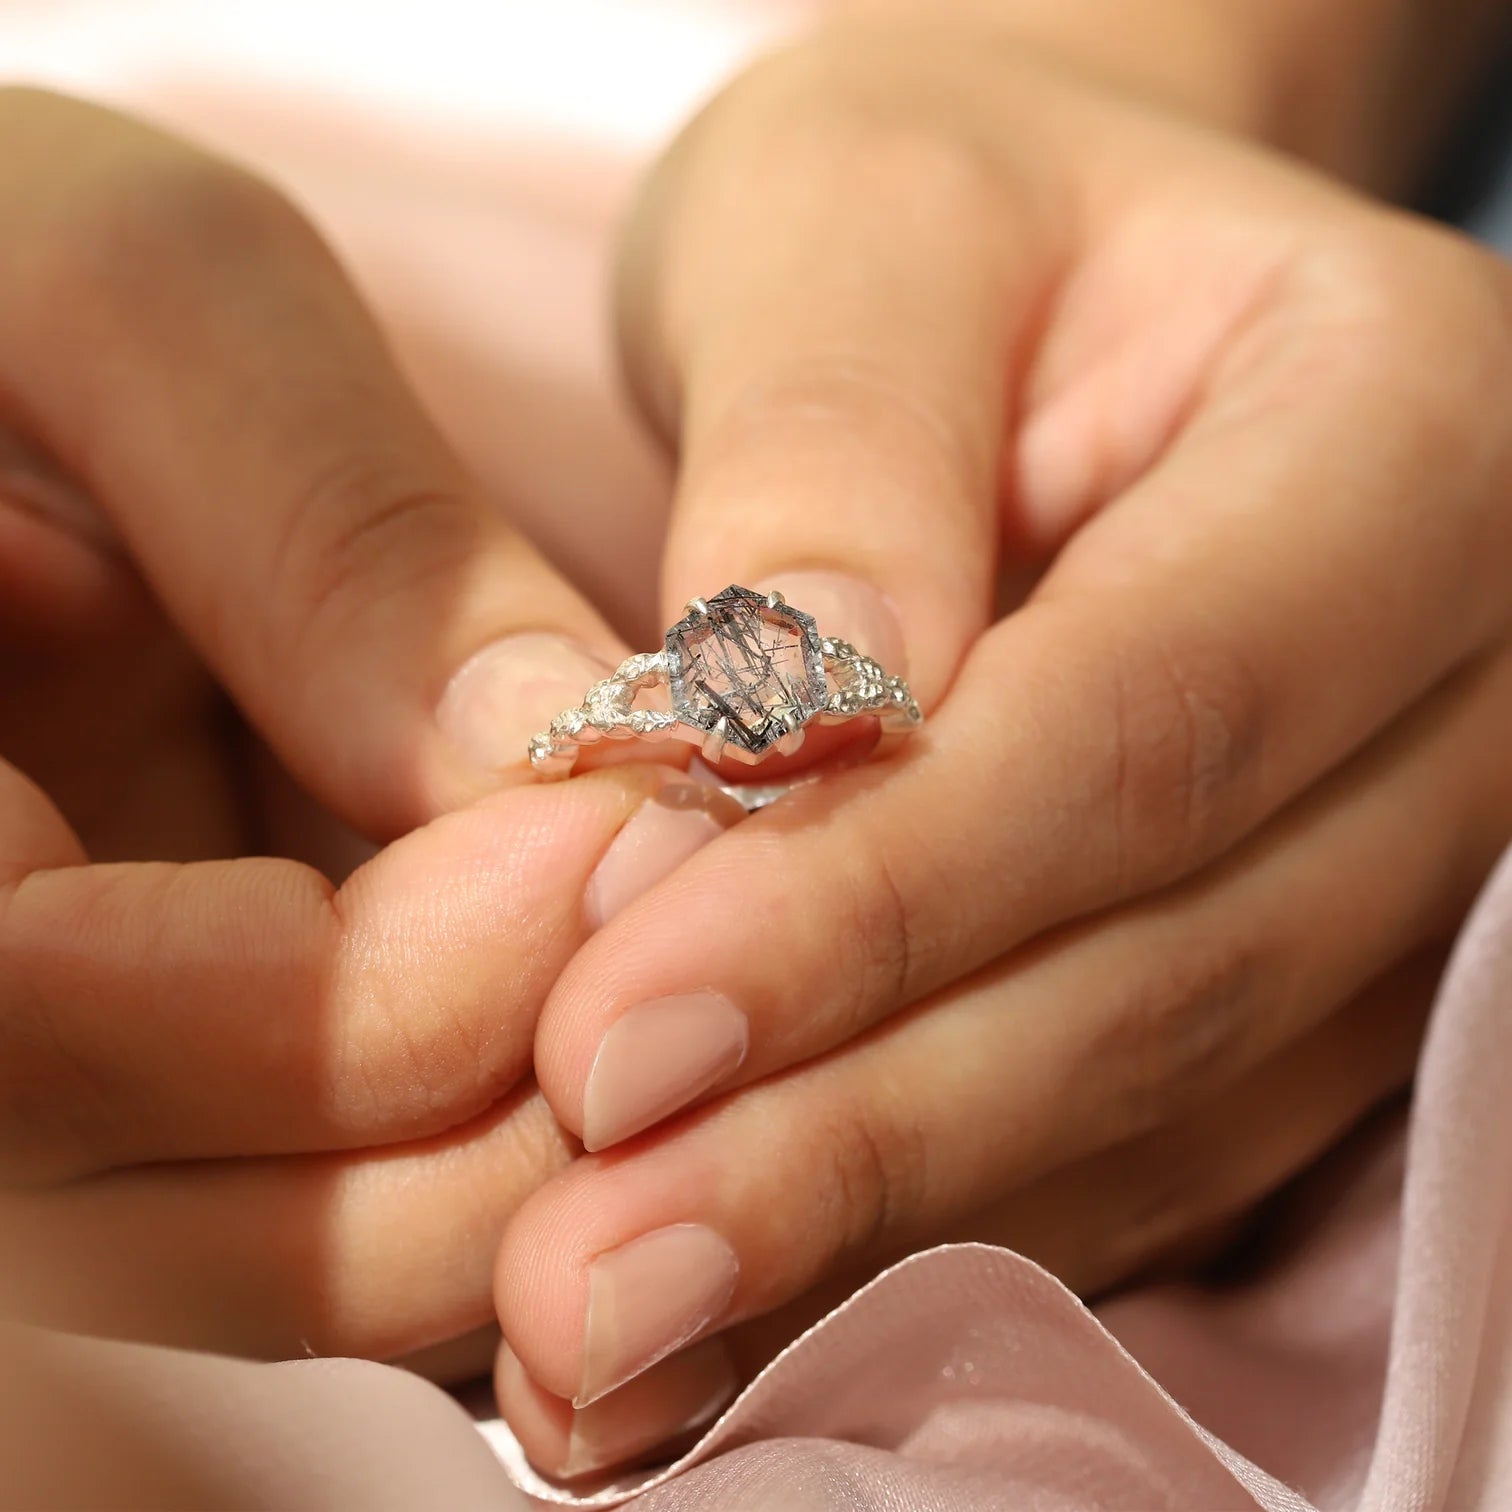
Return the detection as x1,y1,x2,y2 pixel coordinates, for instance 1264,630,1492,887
528,583,921,780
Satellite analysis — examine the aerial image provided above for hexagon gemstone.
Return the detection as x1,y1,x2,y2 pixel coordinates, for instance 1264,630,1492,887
665,585,826,754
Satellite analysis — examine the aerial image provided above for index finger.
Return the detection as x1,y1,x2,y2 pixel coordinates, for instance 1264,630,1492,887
0,88,621,837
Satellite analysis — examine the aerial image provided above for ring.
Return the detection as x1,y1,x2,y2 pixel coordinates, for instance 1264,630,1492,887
528,583,921,779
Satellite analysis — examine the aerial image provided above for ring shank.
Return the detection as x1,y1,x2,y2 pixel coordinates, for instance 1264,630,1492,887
528,638,920,780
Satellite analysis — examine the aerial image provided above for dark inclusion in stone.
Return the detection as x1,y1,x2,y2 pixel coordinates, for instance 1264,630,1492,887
666,585,826,754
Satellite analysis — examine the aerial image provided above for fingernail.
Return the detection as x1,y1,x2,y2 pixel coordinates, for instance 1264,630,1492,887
581,992,748,1152
586,783,744,929
754,569,907,673
560,1338,738,1479
437,633,611,776
576,1224,739,1408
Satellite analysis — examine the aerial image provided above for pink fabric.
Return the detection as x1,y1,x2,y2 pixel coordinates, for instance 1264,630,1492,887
4,5,1512,1507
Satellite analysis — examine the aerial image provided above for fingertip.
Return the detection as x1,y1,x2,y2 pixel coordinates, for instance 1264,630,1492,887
584,781,744,931
494,1336,738,1483
533,778,747,1142
493,1340,574,1473
494,1182,590,1403
494,1156,741,1408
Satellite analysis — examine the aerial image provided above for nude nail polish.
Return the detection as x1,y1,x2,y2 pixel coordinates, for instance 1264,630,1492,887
581,992,749,1152
437,633,611,776
585,783,743,929
753,569,906,674
559,1339,737,1479
576,1224,739,1408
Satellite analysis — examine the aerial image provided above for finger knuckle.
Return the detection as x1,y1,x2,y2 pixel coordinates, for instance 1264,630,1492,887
328,889,517,1138
339,985,498,1136
1086,928,1263,1139
0,878,124,1185
334,995,451,1138
816,1095,930,1262
1104,626,1265,888
830,836,919,1030
265,455,483,669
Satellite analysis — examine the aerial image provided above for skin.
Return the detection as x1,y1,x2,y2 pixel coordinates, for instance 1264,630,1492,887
0,87,671,1365
491,5,1512,1480
0,0,1508,1486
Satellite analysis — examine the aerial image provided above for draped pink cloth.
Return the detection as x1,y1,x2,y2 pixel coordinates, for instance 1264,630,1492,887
3,4,1511,1507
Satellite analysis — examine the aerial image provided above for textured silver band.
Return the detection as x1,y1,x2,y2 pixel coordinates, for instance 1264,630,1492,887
528,587,921,780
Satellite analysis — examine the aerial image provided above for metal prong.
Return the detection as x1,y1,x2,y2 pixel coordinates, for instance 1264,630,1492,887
686,596,710,618
701,717,730,764
765,589,786,609
774,706,806,757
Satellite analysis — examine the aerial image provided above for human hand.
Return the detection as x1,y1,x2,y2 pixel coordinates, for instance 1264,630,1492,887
491,16,1512,1476
0,88,744,1366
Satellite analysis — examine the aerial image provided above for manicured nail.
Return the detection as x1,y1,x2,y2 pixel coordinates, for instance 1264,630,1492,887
437,633,610,776
576,1224,739,1408
585,783,744,929
581,992,748,1152
754,569,906,673
560,1338,738,1479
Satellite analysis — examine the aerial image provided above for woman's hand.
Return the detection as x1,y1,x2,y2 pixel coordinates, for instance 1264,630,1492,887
491,16,1512,1475
0,88,743,1365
